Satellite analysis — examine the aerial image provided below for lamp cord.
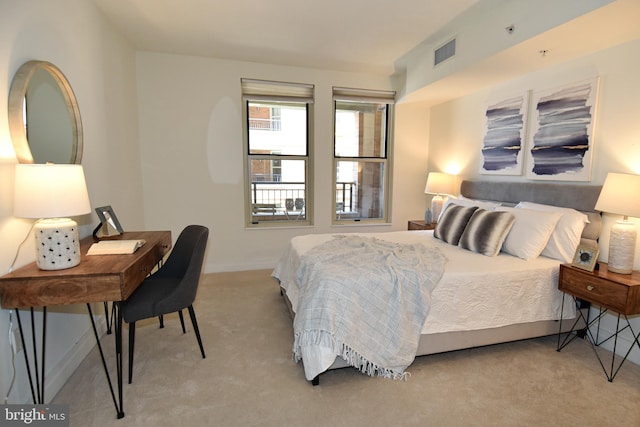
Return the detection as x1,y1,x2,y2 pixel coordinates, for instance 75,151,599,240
4,310,17,404
4,223,34,402
8,220,36,274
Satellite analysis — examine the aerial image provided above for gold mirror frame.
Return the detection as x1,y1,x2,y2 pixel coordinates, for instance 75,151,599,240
8,60,83,164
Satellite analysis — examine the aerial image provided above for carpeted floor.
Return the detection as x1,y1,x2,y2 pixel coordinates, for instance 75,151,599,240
52,269,640,426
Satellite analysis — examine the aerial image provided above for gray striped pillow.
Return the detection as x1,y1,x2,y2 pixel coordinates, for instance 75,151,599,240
434,205,478,245
458,209,515,256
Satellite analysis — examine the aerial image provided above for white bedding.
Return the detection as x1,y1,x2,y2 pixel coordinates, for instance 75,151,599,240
272,230,576,380
292,235,447,380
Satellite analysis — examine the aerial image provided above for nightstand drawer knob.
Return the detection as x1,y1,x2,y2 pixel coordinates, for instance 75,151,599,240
586,285,594,291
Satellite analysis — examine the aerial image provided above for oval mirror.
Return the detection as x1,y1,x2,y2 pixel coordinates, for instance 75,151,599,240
8,60,83,164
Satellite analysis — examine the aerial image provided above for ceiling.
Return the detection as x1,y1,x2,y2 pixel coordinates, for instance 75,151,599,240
91,0,479,75
401,0,640,105
91,0,640,107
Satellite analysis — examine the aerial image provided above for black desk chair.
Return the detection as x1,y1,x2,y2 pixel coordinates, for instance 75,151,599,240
121,225,209,384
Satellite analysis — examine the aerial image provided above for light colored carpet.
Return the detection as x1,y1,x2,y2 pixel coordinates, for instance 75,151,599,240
53,269,640,426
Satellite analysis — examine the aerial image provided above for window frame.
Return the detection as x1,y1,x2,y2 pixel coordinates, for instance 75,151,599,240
332,87,395,225
241,79,314,228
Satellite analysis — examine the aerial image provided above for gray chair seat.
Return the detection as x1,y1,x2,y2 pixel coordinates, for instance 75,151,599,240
121,225,209,384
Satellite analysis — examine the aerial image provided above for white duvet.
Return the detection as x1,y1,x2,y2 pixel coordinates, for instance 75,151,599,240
272,230,575,380
292,235,447,380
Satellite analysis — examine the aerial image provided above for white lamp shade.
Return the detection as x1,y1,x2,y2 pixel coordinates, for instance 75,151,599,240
424,172,455,196
594,172,640,218
424,172,455,223
13,164,91,270
14,164,91,219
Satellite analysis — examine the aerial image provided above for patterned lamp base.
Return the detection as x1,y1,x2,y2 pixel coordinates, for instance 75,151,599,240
34,218,81,270
608,220,637,274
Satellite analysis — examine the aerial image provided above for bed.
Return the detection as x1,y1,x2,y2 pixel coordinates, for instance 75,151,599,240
272,180,603,384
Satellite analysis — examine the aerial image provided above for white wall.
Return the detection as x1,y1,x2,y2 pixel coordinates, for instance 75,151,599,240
0,0,142,403
427,38,640,364
135,52,429,272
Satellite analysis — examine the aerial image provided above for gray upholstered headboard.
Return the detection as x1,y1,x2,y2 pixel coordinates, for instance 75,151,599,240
460,180,603,243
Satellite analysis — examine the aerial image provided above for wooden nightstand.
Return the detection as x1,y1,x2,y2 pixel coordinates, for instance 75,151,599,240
557,263,640,381
408,220,436,231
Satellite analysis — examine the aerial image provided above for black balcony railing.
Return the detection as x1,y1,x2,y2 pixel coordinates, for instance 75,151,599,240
335,182,355,213
250,181,357,221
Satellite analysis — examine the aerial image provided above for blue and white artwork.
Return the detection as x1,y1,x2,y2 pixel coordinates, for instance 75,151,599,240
480,93,528,175
526,78,599,181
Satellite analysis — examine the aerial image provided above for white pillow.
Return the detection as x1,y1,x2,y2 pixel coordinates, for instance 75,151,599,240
439,197,501,221
457,195,503,210
495,207,562,260
515,201,589,262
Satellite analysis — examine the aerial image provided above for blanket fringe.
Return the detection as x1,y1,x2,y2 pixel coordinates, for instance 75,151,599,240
294,329,409,381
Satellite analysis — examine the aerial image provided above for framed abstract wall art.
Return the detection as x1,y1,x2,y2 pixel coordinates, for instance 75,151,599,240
525,77,600,181
480,92,529,176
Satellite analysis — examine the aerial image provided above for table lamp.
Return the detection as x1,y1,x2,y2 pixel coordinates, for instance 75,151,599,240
424,172,455,223
14,164,91,270
594,172,640,274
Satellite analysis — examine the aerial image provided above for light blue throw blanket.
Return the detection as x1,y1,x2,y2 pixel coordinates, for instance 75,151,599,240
293,235,447,379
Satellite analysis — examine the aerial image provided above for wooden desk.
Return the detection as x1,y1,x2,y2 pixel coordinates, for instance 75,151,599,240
0,231,171,418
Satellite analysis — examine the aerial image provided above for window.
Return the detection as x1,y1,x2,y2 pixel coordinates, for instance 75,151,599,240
242,79,314,226
333,87,395,223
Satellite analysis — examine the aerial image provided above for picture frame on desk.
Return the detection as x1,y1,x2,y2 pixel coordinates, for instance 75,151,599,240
571,244,599,272
93,205,124,238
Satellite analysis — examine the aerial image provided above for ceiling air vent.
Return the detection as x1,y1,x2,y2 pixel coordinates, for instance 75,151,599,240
434,38,456,66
